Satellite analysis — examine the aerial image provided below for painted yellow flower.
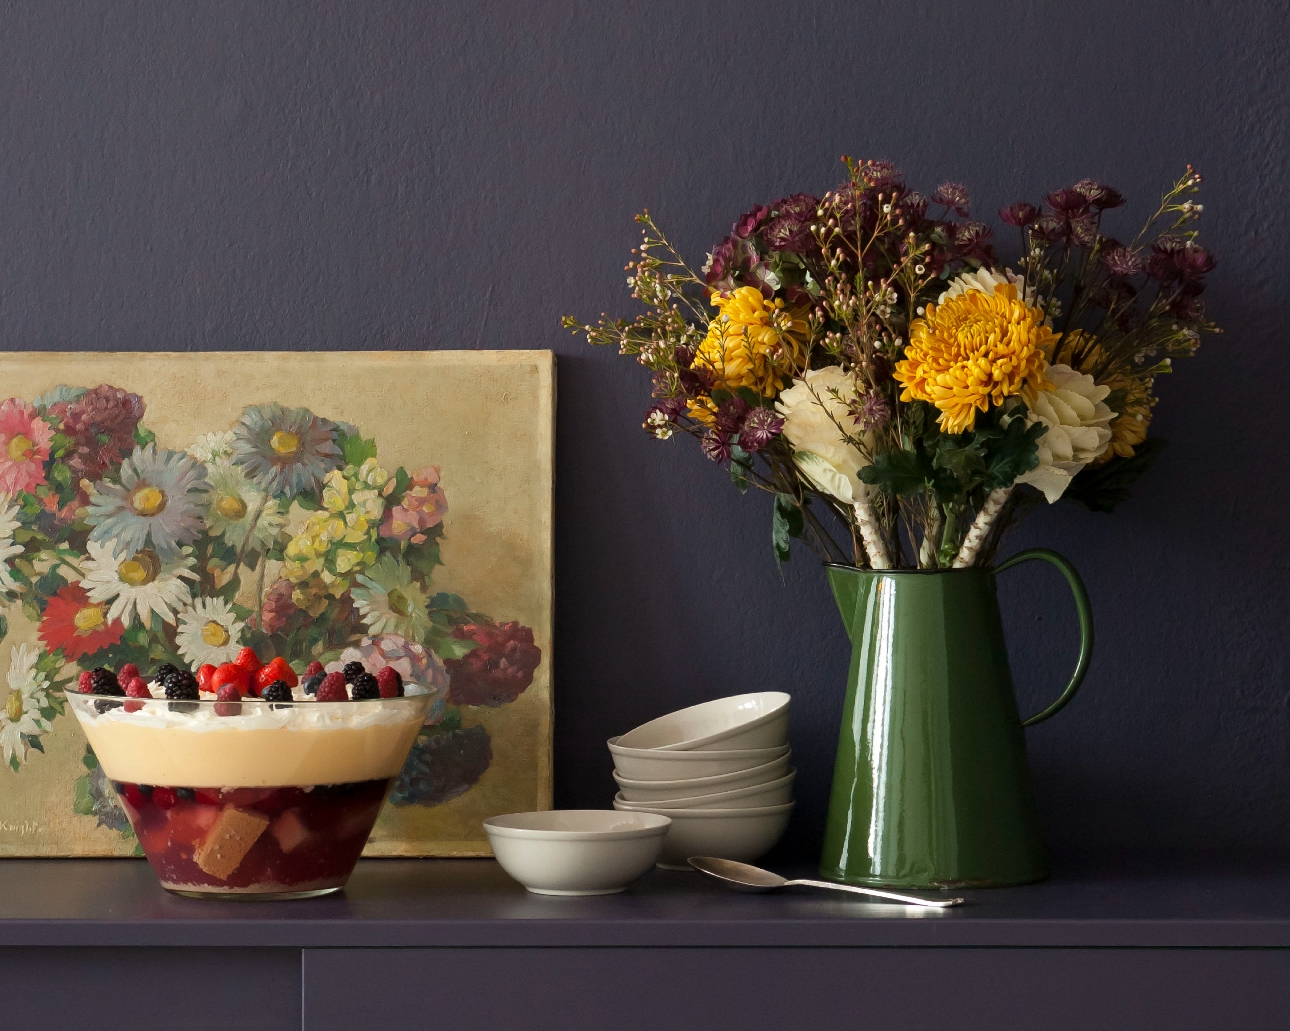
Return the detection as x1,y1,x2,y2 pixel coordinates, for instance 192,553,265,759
895,283,1056,434
688,287,808,424
283,459,388,593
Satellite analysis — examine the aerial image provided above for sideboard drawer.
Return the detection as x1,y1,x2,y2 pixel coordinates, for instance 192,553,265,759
302,946,1290,1030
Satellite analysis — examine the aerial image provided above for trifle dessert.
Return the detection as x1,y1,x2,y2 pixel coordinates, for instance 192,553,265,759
64,648,432,899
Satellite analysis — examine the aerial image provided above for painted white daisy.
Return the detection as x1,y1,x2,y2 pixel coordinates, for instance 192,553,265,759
175,596,246,667
80,541,198,628
352,555,431,642
187,431,237,464
1,643,51,768
0,494,23,593
205,461,286,552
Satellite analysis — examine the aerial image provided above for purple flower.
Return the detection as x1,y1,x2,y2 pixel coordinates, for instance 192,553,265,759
700,430,733,464
931,182,971,217
1042,188,1098,247
1146,237,1215,284
762,193,819,254
733,205,769,239
999,202,1040,228
714,396,750,435
737,407,783,452
853,390,892,432
704,237,736,288
1100,242,1144,278
1073,179,1125,210
954,222,994,263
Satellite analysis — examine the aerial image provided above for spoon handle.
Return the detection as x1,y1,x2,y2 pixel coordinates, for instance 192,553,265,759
785,878,963,908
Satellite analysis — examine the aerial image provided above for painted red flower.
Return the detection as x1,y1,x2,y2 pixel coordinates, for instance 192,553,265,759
445,621,541,708
0,398,53,496
38,584,125,662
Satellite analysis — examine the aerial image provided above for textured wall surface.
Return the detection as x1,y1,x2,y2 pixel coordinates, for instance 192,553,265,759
0,0,1285,859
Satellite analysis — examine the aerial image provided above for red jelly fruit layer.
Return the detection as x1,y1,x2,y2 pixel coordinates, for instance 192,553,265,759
113,779,392,892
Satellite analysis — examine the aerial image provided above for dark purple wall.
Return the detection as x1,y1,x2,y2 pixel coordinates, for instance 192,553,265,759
1,1,1286,858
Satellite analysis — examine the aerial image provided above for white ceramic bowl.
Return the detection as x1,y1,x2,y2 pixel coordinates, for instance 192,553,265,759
613,753,792,802
483,810,671,895
615,692,790,751
608,738,790,781
614,769,796,810
612,799,794,870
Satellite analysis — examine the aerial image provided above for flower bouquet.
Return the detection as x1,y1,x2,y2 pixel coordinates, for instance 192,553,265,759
565,158,1218,569
0,387,541,844
567,158,1220,888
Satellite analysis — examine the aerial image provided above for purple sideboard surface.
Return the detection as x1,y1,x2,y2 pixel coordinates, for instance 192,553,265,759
2,854,1289,1030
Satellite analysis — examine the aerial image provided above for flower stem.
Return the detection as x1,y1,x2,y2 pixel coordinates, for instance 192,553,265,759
952,487,1012,568
852,494,891,569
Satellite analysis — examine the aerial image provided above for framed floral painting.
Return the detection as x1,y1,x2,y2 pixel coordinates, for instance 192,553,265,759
0,350,554,857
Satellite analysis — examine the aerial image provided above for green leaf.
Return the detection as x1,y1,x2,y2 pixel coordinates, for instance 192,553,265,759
405,541,442,578
429,592,467,612
771,493,804,565
982,418,1045,491
392,466,411,498
733,387,761,407
729,444,752,494
340,432,378,467
0,613,7,646
72,775,95,816
25,734,44,754
50,463,72,488
133,424,156,447
860,449,933,497
932,437,988,481
428,630,479,661
1063,438,1167,513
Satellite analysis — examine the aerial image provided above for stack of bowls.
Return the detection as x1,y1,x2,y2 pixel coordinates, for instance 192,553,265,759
609,692,793,870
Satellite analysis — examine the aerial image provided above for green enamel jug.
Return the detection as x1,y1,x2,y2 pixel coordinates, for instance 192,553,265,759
819,550,1093,888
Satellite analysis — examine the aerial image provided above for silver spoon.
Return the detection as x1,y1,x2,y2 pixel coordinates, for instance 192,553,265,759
688,856,964,908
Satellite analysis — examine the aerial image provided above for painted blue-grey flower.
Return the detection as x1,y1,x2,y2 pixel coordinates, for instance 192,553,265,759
86,444,210,560
231,403,343,497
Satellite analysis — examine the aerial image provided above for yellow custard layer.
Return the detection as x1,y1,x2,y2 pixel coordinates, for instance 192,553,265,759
75,706,426,787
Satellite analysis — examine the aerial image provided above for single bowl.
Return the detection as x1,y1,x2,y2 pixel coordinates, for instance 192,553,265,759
613,799,794,870
483,810,671,895
608,738,790,781
614,769,795,810
612,753,792,802
614,692,791,752
63,687,434,899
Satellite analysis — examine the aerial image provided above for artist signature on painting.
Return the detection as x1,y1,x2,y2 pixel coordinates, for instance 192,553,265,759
0,820,40,836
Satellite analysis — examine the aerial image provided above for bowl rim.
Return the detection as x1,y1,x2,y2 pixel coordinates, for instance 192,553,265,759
612,752,792,790
612,799,796,819
607,737,790,761
613,769,796,808
483,810,672,840
614,691,791,752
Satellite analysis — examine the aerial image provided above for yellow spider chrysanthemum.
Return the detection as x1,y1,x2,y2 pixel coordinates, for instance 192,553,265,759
687,286,807,424
894,283,1056,434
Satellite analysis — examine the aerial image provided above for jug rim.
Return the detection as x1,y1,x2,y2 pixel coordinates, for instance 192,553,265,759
823,562,994,575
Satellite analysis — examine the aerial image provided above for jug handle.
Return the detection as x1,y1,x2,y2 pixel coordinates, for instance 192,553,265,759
995,548,1094,727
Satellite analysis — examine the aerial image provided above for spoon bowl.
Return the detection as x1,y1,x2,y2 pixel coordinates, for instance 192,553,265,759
687,856,964,908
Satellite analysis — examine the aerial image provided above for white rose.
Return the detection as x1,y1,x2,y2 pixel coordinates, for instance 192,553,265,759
938,267,1037,307
775,367,868,504
1009,365,1116,503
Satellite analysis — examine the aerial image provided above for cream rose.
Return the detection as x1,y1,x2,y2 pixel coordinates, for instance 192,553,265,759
775,367,868,504
1010,365,1116,503
938,267,1037,307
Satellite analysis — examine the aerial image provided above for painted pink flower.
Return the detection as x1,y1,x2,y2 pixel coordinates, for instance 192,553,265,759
0,398,52,495
380,467,448,543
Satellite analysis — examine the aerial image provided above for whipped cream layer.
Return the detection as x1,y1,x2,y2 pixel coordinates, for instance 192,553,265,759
69,691,430,787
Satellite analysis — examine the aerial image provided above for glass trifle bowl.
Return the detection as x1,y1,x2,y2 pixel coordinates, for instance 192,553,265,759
64,687,433,899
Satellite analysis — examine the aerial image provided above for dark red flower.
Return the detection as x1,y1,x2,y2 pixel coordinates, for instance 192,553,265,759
1146,237,1215,284
253,578,298,634
1073,178,1125,210
738,407,783,451
700,429,733,464
954,222,994,263
53,384,145,483
732,205,769,240
762,193,819,254
704,237,737,288
999,202,1040,227
444,621,541,708
931,182,971,217
714,396,750,435
1100,241,1144,278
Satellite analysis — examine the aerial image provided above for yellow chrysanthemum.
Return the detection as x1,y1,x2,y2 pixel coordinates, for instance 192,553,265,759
687,286,808,425
894,283,1056,434
1054,331,1155,465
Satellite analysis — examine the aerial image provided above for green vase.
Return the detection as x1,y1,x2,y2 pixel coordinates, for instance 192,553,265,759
819,549,1093,889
